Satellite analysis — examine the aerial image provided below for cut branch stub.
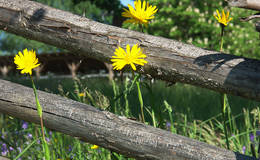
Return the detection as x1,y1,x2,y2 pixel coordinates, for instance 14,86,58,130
240,13,260,34
227,0,260,11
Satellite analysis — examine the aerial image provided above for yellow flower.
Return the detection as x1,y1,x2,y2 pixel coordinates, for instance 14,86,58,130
111,44,147,71
122,0,158,25
14,48,40,75
91,145,99,149
214,9,232,26
78,93,85,97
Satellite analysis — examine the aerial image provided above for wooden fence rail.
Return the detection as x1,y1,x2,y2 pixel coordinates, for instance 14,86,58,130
1,0,260,102
0,79,256,160
0,0,259,159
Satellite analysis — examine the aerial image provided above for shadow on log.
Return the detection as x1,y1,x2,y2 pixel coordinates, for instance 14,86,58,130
0,79,256,160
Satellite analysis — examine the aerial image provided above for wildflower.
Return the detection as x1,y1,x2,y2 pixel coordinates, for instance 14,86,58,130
166,121,171,131
68,145,72,152
1,134,4,139
27,133,33,139
14,48,40,75
242,146,246,154
214,9,232,26
91,145,99,149
111,44,147,71
1,143,8,156
9,147,14,151
2,144,7,150
122,0,158,25
1,151,7,156
250,133,255,142
22,121,28,130
78,93,85,97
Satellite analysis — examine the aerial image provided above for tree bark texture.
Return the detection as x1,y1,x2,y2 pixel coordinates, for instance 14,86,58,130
0,79,256,160
227,0,260,11
1,0,260,101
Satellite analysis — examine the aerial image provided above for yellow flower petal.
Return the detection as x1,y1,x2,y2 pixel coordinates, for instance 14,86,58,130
214,9,232,26
14,48,40,75
122,0,157,25
78,93,85,97
91,145,99,149
110,44,148,71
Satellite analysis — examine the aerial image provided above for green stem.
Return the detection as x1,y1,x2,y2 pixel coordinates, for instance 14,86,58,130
219,24,229,149
221,93,230,150
139,24,144,33
112,74,140,102
30,75,50,160
220,25,225,52
30,76,45,140
124,78,130,117
136,81,145,123
132,71,145,123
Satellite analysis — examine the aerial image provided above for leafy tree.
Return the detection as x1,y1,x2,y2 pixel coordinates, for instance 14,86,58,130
0,0,123,55
123,0,260,58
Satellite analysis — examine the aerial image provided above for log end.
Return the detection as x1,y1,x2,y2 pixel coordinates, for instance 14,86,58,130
227,0,260,11
227,0,247,7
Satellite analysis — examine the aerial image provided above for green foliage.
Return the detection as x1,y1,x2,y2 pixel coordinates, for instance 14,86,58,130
0,32,61,55
0,0,122,55
123,0,259,58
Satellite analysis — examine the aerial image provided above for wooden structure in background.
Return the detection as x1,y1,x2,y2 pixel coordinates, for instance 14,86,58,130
0,0,259,159
0,52,107,76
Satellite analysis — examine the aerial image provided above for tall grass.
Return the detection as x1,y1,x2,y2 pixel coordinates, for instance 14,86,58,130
1,76,259,159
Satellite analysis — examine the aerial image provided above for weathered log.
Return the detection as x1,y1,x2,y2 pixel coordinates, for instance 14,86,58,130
0,156,9,160
0,79,256,160
227,0,260,11
1,0,260,101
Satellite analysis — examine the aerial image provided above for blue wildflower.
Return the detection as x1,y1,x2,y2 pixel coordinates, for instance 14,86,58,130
242,146,246,154
27,133,32,139
9,146,14,151
250,133,255,142
1,143,8,156
166,121,171,131
68,145,72,152
22,121,28,130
